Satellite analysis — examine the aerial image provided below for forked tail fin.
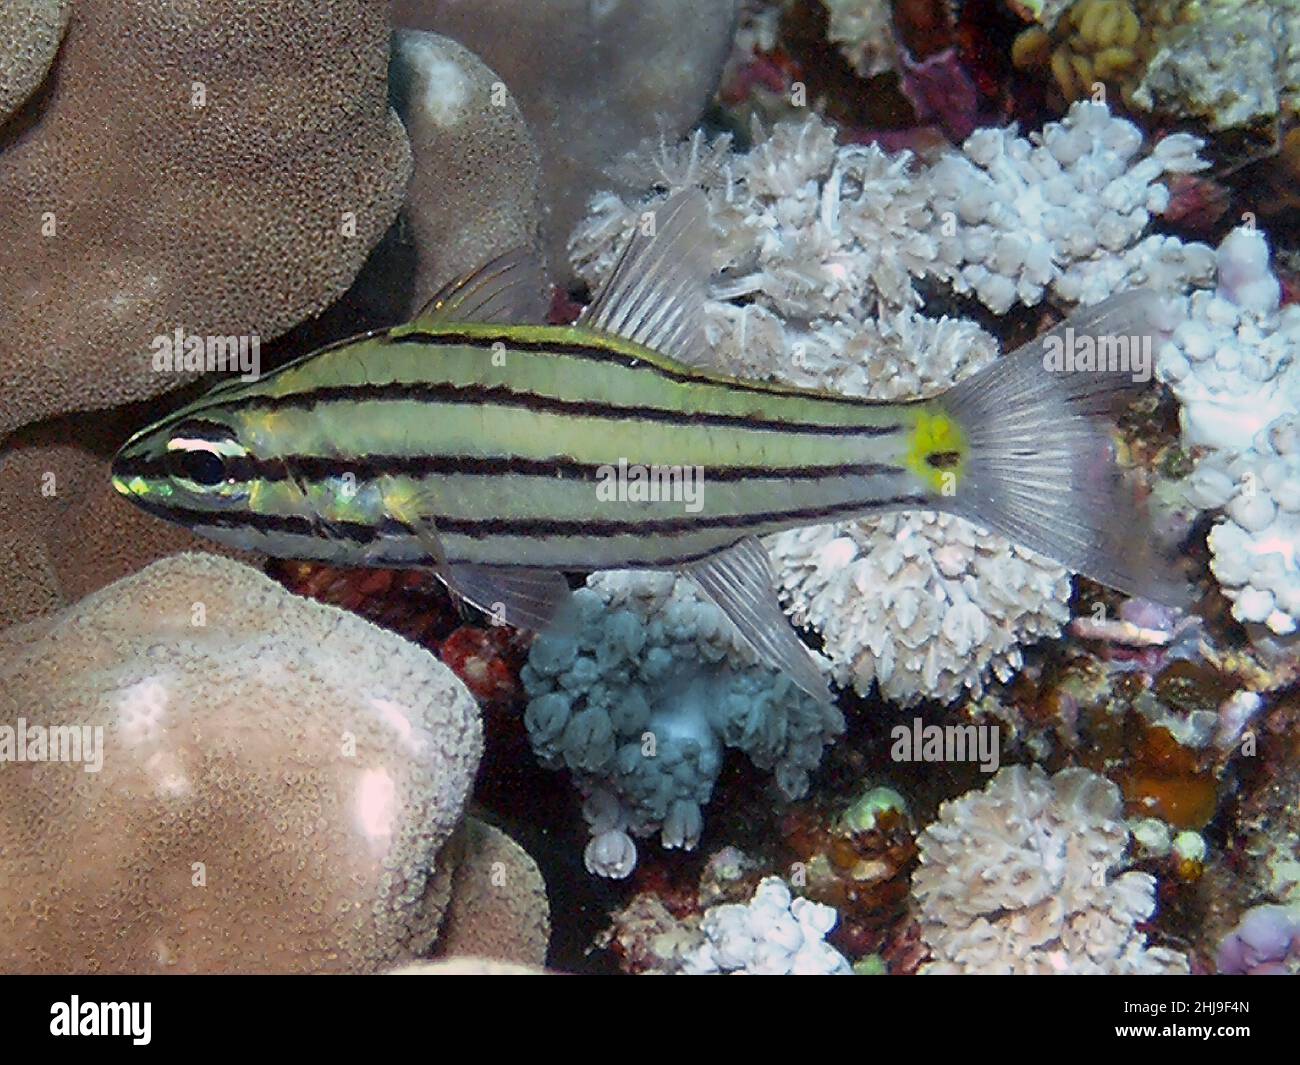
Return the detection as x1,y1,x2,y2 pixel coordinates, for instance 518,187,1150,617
936,290,1190,606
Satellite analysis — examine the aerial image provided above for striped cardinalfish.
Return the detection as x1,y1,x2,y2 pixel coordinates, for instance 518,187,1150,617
111,191,1184,704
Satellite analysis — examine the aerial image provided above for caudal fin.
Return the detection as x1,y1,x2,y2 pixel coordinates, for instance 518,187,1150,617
937,290,1190,607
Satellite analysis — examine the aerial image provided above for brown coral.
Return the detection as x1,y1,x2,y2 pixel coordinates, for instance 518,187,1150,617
390,31,546,309
1013,0,1148,107
0,0,69,122
0,554,483,973
392,0,739,279
0,0,410,440
0,406,249,628
435,818,551,967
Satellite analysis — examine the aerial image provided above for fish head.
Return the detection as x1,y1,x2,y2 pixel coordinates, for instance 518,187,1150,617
110,397,258,535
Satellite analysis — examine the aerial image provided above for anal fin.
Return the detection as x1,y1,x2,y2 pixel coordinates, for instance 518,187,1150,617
683,537,832,705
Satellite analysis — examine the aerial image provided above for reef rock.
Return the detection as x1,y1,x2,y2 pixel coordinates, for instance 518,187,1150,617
390,30,546,309
0,0,70,122
392,0,739,279
1133,0,1300,132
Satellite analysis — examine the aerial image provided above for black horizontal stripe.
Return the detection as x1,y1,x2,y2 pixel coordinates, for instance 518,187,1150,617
926,450,962,469
129,492,931,545
238,378,902,438
391,328,905,410
169,418,239,443
113,450,904,486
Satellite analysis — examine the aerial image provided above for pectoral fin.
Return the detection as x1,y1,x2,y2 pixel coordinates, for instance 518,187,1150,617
683,537,832,705
377,474,572,630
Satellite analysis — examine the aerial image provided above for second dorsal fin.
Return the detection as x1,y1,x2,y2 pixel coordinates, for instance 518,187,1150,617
578,189,717,369
412,246,549,327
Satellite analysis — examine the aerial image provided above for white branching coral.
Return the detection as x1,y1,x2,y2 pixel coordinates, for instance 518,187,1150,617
680,876,852,974
571,120,937,348
1194,420,1300,636
912,766,1190,974
761,306,1074,707
820,0,899,79
925,100,1213,312
1160,228,1296,451
1162,227,1300,637
772,516,1073,706
570,118,1075,705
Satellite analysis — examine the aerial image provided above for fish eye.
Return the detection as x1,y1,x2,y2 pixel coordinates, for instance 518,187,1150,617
167,447,228,487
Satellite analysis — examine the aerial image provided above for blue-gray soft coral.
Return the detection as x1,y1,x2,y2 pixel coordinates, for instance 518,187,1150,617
522,571,842,878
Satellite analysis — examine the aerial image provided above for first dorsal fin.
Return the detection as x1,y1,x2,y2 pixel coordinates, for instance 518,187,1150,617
579,189,718,370
412,246,549,327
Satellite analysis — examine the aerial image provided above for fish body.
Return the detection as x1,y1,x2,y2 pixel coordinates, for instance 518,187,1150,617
112,321,945,572
111,191,1184,701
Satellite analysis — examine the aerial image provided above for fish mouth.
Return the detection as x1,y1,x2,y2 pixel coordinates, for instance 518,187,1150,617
109,448,148,501
109,469,145,502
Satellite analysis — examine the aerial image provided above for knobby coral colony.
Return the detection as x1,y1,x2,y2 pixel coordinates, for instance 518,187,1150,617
3,0,1300,977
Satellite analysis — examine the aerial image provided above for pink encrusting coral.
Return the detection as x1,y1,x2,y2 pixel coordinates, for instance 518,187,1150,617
1216,904,1300,975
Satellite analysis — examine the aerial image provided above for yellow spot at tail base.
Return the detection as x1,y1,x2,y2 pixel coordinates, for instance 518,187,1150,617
906,409,967,495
